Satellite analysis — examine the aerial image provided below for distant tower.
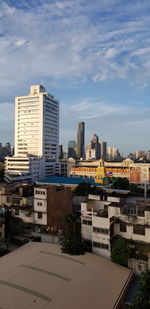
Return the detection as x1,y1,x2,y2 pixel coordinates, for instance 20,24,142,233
86,134,101,160
59,145,63,159
68,141,76,159
91,134,101,159
100,141,107,160
77,122,85,159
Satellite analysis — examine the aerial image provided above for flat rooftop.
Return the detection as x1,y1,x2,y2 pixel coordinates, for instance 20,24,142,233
0,242,133,309
37,176,100,186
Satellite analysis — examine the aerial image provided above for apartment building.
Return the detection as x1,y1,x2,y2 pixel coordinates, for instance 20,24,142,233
0,183,34,224
81,194,150,259
33,185,72,227
0,182,72,230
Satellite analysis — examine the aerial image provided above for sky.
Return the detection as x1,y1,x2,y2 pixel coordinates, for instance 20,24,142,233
0,0,150,155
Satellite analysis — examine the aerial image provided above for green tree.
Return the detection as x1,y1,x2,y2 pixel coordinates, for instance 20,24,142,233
131,270,150,309
112,177,130,190
61,213,84,255
129,183,139,193
112,177,139,193
73,182,100,196
111,238,130,267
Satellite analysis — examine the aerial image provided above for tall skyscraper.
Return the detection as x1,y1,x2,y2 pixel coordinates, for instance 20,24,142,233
68,140,76,159
100,141,107,160
59,145,63,159
15,85,59,160
5,85,60,182
86,134,101,160
77,122,85,159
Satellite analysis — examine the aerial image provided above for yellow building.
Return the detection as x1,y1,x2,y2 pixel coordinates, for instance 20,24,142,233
95,160,107,184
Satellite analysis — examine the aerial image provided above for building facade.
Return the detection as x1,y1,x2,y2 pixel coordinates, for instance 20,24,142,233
107,147,121,161
0,182,72,231
68,140,76,159
70,158,150,184
100,141,107,160
86,134,101,160
34,185,72,227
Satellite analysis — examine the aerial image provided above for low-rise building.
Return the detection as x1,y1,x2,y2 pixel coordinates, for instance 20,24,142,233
4,155,45,183
0,183,34,224
34,185,72,227
60,158,76,177
0,182,73,230
81,194,150,260
0,242,133,309
70,158,150,184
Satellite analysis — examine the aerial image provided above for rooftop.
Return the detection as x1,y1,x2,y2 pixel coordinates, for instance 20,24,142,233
0,242,133,309
37,176,100,186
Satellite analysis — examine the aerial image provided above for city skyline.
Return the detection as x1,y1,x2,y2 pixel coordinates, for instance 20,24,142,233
0,1,150,153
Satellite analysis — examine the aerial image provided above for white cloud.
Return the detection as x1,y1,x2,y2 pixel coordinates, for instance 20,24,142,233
1,0,150,152
14,40,28,47
0,0,149,92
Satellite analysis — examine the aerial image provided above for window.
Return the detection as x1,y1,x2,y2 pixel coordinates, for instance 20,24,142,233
35,190,46,195
26,213,31,217
93,241,109,250
120,223,127,233
12,198,20,205
37,202,42,206
6,197,11,203
82,220,92,225
15,209,19,216
38,212,42,219
93,227,109,234
133,225,145,235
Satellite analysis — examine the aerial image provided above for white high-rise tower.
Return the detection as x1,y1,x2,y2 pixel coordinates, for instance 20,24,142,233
5,85,60,182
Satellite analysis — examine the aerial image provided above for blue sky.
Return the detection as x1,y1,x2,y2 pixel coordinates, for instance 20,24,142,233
1,0,150,154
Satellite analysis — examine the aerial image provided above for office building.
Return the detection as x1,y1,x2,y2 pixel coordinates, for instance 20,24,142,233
146,151,150,161
76,122,85,159
59,145,63,159
86,134,101,160
5,85,60,182
107,147,121,161
135,150,146,160
100,141,107,160
68,140,76,159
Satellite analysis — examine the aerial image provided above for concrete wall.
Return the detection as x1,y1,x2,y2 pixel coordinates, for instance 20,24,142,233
47,186,72,227
114,222,150,243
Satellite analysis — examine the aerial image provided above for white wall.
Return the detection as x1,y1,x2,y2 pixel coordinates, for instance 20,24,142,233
34,212,47,225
